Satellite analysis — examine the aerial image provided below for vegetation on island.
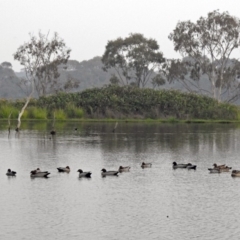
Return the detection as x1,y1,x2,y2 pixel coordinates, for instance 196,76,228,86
0,85,239,122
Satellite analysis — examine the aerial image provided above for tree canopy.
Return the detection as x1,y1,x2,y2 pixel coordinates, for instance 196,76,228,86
13,32,71,97
102,33,166,88
168,10,240,102
1,62,12,68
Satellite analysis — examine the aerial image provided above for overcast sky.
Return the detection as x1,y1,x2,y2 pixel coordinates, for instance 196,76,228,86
1,0,240,71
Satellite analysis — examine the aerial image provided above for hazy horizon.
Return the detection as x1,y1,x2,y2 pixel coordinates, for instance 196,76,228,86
1,0,240,71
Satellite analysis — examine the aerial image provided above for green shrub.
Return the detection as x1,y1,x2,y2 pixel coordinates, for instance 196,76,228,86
0,105,19,119
1,86,240,120
65,104,84,118
54,109,67,120
26,107,47,119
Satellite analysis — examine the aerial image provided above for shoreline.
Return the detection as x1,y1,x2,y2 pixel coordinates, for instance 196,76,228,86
0,118,239,123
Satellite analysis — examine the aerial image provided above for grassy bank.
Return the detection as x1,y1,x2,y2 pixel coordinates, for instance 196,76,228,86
1,85,240,121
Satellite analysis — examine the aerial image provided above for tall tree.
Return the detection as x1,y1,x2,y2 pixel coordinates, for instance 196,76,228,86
168,10,240,102
102,33,166,88
13,32,71,132
13,31,71,97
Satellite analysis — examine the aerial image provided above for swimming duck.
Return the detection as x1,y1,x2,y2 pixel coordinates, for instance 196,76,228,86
213,163,226,169
172,162,188,169
6,169,17,176
219,166,232,172
186,163,197,170
30,170,50,178
231,170,240,177
57,166,70,172
141,162,152,168
118,166,131,172
208,168,221,173
77,169,92,178
212,164,231,172
101,168,118,176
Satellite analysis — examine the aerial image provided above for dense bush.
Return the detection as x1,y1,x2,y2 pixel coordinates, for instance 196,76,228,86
1,85,239,120
75,86,240,119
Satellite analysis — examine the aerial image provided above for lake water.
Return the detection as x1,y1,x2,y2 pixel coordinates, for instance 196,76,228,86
1,121,240,240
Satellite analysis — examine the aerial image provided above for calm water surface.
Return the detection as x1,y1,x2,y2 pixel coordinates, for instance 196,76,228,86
0,122,240,240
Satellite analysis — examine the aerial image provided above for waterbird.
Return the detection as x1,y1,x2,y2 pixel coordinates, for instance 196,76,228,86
101,168,118,176
213,163,226,169
30,170,50,178
212,163,231,172
118,166,131,172
172,162,188,169
77,169,92,178
57,166,70,172
141,162,152,168
208,168,221,173
231,170,240,177
186,163,197,170
6,169,16,176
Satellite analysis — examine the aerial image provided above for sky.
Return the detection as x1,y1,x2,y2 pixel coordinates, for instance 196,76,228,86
1,0,240,71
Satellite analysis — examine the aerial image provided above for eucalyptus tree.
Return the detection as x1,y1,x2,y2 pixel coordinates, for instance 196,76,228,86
13,31,71,132
14,31,71,97
151,74,166,89
102,33,166,88
168,10,240,102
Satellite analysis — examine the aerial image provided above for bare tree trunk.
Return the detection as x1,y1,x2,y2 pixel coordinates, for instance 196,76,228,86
15,93,32,132
15,76,34,133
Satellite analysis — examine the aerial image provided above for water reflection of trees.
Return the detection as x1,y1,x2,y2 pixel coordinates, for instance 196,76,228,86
97,123,239,156
1,121,239,158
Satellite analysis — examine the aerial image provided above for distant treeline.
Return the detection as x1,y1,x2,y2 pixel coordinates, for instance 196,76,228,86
1,86,239,121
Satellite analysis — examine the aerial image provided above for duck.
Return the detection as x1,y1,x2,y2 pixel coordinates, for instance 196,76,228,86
231,170,240,177
77,169,92,178
118,166,131,172
30,170,50,178
186,163,197,170
219,166,232,172
208,168,221,173
57,166,70,172
6,169,17,176
213,163,226,169
212,164,232,172
141,162,152,168
101,168,118,176
31,168,41,173
172,162,188,169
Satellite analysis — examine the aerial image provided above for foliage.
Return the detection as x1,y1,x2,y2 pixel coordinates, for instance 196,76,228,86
168,10,240,102
0,86,239,120
24,107,47,119
102,33,166,88
0,105,19,118
35,85,240,120
151,74,166,89
109,74,120,85
1,62,12,68
54,109,67,120
65,104,84,118
13,31,71,97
